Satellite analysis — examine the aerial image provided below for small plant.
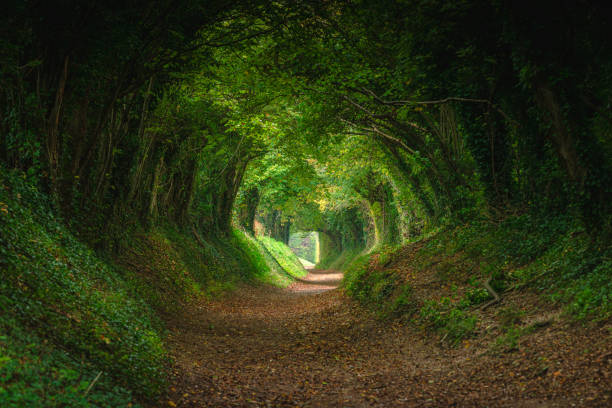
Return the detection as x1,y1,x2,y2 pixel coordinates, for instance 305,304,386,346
372,277,396,303
376,245,400,268
419,298,451,329
460,287,491,307
444,309,478,344
497,306,525,330
493,326,523,353
491,307,535,354
563,258,612,321
389,284,416,317
492,323,537,354
419,298,478,345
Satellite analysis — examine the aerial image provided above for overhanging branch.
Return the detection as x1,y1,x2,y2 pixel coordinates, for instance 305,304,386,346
339,117,416,154
356,87,520,127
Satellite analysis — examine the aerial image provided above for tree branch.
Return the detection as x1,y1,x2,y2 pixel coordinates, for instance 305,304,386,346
357,87,520,127
481,277,501,310
339,117,416,154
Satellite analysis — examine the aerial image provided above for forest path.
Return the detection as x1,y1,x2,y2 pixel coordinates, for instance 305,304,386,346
161,270,610,407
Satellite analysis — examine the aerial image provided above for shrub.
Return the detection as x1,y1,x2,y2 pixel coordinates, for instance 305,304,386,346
419,298,478,345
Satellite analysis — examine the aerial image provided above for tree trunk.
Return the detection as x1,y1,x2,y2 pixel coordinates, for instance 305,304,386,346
46,55,69,202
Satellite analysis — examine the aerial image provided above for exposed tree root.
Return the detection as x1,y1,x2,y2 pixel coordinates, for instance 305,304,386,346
481,277,501,310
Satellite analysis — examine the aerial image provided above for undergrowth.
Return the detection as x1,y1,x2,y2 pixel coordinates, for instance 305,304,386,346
233,231,294,287
342,213,611,346
0,169,284,406
433,214,611,321
1,170,165,406
258,236,307,279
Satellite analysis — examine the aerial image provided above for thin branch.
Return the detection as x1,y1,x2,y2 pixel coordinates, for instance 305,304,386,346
339,117,416,154
481,277,501,310
341,94,431,147
357,87,520,127
342,95,377,117
372,113,430,134
84,372,103,396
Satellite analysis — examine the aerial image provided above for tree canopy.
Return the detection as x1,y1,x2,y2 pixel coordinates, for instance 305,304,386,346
2,0,611,249
2,1,612,405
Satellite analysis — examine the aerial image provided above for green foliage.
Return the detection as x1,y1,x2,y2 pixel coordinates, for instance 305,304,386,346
233,229,311,288
2,1,612,402
560,262,611,322
232,230,288,287
258,236,308,279
115,229,202,314
418,299,478,345
288,232,318,264
497,307,525,330
344,243,478,344
341,253,374,300
491,308,533,354
492,326,524,353
414,213,611,321
0,169,165,403
343,249,418,319
0,168,295,405
343,211,609,352
460,287,491,308
1,0,245,247
0,323,135,407
315,233,342,270
186,228,296,289
116,225,270,307
389,284,416,318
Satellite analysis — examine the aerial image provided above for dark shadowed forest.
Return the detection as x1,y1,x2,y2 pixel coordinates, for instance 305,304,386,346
1,1,610,406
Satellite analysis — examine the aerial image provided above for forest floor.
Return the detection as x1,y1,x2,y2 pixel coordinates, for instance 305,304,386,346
161,269,611,407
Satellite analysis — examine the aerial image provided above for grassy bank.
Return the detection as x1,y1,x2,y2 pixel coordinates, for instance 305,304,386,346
234,231,299,287
0,171,166,406
342,214,611,345
257,236,308,280
0,170,283,407
317,247,365,271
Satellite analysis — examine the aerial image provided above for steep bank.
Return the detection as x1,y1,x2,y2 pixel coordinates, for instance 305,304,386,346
0,170,299,407
343,216,611,325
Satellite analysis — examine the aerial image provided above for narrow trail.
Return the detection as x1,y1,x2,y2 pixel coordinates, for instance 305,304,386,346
162,270,610,407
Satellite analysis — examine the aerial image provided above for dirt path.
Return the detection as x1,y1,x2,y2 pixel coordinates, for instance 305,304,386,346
162,270,611,407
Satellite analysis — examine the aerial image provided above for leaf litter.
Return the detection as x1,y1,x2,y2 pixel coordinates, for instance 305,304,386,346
161,269,611,407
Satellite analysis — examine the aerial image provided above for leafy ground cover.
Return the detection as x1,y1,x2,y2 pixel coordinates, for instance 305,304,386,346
0,170,292,406
257,236,308,280
234,232,296,287
343,213,611,346
0,170,166,406
162,268,610,407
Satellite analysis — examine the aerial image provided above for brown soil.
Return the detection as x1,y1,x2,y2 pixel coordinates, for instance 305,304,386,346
160,269,611,407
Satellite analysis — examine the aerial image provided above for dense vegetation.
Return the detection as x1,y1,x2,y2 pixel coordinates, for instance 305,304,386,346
1,0,611,405
0,168,301,406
